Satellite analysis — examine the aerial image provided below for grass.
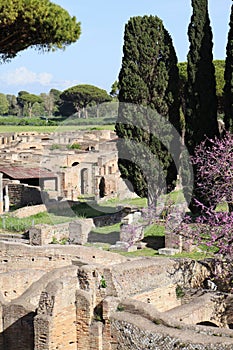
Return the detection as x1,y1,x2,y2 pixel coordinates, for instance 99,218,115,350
102,189,186,209
0,201,120,233
91,223,121,234
0,188,217,262
0,212,54,232
0,124,115,133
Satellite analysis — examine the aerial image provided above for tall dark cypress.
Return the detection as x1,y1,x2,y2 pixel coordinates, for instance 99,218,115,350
183,0,219,213
116,16,181,206
224,4,233,132
185,0,218,154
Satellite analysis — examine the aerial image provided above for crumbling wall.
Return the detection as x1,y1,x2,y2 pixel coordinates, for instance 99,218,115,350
0,269,45,302
108,258,209,300
0,241,126,273
8,183,43,206
110,311,233,350
34,277,77,350
2,304,35,350
29,223,71,246
13,204,47,218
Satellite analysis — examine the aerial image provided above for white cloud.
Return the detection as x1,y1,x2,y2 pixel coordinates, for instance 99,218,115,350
52,79,80,91
1,67,53,86
0,66,80,94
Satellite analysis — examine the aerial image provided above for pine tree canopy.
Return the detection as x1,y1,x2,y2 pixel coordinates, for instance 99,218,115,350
0,0,81,62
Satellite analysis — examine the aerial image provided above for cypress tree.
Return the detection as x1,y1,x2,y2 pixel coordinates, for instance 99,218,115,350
224,4,233,132
185,0,218,154
183,0,219,213
115,15,181,206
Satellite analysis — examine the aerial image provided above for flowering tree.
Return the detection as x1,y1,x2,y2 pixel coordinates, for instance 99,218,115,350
174,132,233,291
191,132,233,212
174,208,233,292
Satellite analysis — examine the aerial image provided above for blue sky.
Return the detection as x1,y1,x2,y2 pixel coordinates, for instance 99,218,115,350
0,0,231,96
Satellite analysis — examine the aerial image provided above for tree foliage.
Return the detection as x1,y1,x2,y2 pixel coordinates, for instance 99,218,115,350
116,15,181,206
0,93,9,115
224,4,233,132
185,0,219,155
174,134,233,291
60,84,112,117
17,91,42,117
0,0,81,62
183,0,219,213
110,80,119,99
6,94,19,115
178,60,225,115
191,133,233,211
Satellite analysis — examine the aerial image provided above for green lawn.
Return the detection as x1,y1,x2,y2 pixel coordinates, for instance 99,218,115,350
0,124,114,133
0,189,216,261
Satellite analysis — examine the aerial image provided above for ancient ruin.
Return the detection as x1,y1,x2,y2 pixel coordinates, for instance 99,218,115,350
0,130,233,349
0,241,233,349
0,130,135,214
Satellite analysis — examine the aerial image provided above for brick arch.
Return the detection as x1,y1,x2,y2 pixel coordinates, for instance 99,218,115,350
196,321,219,327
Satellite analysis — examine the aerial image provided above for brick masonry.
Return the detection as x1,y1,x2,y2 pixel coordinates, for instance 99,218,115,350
0,241,232,349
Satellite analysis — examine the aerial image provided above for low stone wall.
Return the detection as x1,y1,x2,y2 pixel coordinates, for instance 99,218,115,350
28,207,131,246
108,258,209,299
110,311,233,350
29,219,95,246
0,241,126,273
29,222,70,245
12,204,47,218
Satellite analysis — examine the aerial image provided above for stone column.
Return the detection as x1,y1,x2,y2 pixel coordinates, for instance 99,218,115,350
0,173,3,215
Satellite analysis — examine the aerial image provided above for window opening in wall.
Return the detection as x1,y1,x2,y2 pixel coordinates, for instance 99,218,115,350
72,162,79,167
196,321,218,327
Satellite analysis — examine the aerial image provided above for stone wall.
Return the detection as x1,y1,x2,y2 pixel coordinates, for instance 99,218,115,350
34,277,77,350
2,304,35,350
0,235,233,350
0,241,126,274
8,183,43,207
29,222,71,245
12,204,47,218
93,208,129,227
0,269,45,302
110,311,233,350
107,258,209,299
28,207,130,246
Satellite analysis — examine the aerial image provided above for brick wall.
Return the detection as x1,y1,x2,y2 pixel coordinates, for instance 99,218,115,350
2,304,35,350
8,183,43,206
110,311,233,350
34,277,77,350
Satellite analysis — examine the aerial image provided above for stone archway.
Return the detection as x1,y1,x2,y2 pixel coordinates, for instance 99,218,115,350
99,177,106,198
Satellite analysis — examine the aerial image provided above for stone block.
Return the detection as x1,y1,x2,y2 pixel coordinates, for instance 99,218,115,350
109,241,137,252
69,219,94,245
158,248,180,256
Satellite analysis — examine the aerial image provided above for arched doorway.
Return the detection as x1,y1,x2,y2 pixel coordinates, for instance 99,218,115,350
99,177,106,198
80,168,88,195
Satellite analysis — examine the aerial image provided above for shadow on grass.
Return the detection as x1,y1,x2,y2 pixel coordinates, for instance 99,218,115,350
142,235,165,250
88,230,120,245
48,202,120,218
